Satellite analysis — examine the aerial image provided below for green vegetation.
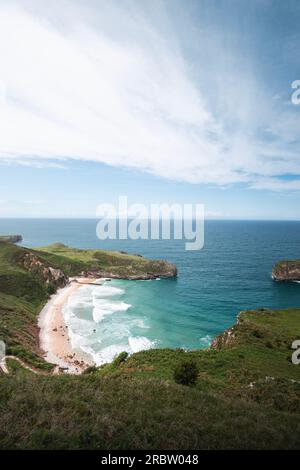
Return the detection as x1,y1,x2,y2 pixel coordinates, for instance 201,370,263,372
112,351,129,367
0,241,53,369
35,243,177,278
2,306,300,449
174,359,199,386
1,239,300,449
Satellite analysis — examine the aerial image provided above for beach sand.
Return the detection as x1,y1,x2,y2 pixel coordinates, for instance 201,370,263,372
38,278,98,374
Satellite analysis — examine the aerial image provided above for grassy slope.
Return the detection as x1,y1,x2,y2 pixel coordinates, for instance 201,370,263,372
0,241,53,369
1,307,300,449
1,241,300,448
35,243,176,277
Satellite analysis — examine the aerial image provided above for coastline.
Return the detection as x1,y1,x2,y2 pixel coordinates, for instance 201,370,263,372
38,278,99,374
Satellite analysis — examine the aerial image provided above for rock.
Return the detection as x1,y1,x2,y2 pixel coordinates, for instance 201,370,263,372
0,235,23,243
211,327,236,349
22,252,68,288
272,260,300,281
82,261,177,281
211,311,243,349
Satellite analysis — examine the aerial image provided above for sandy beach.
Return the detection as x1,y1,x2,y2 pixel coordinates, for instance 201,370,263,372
38,278,99,374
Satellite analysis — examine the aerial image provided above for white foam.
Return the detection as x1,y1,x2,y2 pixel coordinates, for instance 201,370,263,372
92,299,131,323
89,336,155,365
61,279,156,367
92,344,130,365
92,285,125,298
128,336,155,353
199,334,212,347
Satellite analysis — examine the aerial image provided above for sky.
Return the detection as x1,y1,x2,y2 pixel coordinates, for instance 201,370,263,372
0,0,300,218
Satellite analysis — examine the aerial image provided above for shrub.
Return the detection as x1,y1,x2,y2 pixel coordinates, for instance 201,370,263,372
47,284,56,296
112,351,129,367
83,365,99,375
174,360,198,386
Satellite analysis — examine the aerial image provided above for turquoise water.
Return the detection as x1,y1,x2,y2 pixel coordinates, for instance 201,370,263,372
1,218,300,363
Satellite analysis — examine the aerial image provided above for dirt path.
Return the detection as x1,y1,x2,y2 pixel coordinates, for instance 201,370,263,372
0,356,51,375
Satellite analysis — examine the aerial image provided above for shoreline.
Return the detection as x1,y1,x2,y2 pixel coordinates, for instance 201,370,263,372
38,278,99,374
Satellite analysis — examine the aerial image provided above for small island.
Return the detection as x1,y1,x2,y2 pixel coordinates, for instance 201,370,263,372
272,260,300,281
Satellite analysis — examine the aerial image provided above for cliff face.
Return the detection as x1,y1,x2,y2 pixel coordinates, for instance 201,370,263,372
22,252,69,288
210,312,243,349
272,260,300,281
83,261,177,280
0,235,22,243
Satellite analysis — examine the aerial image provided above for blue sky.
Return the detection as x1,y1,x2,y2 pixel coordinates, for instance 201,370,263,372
0,0,300,218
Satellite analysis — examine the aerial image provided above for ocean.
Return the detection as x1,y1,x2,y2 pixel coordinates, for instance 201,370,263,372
1,218,300,365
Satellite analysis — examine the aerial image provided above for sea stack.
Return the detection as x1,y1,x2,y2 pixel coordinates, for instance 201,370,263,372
272,260,300,281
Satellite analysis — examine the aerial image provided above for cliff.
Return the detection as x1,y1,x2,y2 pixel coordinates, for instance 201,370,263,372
35,243,177,280
0,235,22,244
272,260,300,281
22,252,68,288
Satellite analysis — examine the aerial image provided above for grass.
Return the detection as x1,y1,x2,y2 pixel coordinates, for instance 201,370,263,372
35,243,176,277
1,364,300,449
3,304,300,449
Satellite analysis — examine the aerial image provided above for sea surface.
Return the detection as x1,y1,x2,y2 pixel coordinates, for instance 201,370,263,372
1,218,300,364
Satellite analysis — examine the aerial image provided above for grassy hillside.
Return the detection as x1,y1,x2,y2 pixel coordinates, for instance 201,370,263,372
1,307,300,448
35,243,177,278
0,241,53,369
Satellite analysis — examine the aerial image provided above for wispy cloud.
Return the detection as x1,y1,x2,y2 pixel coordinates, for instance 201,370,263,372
0,0,299,190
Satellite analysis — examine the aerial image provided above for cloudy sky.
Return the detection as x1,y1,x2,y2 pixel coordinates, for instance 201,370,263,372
0,0,300,218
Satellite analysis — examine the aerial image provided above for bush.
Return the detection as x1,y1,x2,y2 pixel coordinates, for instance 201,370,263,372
47,284,56,296
174,360,198,386
112,351,129,367
83,365,99,375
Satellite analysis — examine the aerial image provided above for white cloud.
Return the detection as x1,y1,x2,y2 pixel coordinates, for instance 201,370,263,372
0,0,299,190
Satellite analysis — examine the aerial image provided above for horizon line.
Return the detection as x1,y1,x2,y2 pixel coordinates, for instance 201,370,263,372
1,217,300,222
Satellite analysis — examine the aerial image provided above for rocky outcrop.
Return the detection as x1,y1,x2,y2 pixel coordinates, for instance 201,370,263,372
210,312,244,349
210,327,236,349
82,262,177,281
22,253,68,288
0,235,23,243
272,260,300,281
